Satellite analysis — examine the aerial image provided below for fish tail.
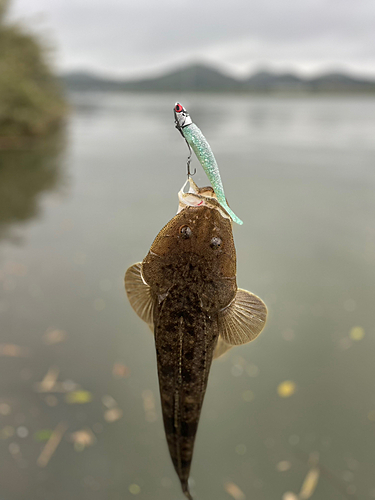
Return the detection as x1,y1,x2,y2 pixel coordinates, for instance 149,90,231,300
182,481,193,500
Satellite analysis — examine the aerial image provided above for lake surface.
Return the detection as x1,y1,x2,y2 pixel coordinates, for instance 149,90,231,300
0,93,375,500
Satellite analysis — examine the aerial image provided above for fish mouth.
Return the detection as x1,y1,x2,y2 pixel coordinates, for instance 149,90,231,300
177,178,231,221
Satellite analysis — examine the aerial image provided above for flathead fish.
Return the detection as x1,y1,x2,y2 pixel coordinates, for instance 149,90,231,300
125,178,267,499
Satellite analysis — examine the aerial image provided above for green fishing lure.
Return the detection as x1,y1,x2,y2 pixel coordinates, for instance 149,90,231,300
174,102,243,225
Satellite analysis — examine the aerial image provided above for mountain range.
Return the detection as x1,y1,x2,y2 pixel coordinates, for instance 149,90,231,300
62,63,375,93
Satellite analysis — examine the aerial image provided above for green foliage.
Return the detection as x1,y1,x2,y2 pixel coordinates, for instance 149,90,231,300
0,1,67,141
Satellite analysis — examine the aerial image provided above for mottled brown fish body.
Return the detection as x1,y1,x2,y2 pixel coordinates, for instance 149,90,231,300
143,207,236,497
154,290,218,495
125,190,268,499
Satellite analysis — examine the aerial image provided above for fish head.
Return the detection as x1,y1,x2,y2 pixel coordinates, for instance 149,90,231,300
174,102,192,130
142,195,236,309
177,178,231,221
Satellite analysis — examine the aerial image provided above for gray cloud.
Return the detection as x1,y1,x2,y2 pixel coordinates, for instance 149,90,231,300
8,0,375,77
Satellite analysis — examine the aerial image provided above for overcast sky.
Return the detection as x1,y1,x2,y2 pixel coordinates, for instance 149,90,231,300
8,0,375,78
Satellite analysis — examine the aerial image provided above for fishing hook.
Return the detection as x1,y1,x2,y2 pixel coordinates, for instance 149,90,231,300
184,138,196,177
175,120,196,177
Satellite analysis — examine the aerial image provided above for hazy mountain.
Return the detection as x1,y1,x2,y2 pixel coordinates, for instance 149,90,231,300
308,72,375,91
63,64,242,92
125,64,242,91
62,64,375,93
244,71,303,89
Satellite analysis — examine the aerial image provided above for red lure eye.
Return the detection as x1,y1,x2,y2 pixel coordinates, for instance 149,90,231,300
175,104,183,113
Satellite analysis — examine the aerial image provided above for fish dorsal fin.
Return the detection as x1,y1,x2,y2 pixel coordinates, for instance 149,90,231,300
213,337,233,359
124,262,154,327
218,289,267,345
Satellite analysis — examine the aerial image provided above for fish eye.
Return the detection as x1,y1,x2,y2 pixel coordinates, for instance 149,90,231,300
179,225,192,239
210,236,222,249
175,103,183,113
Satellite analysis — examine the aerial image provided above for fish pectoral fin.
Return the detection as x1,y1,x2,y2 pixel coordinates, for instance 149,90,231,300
218,289,267,345
124,262,154,328
213,336,233,360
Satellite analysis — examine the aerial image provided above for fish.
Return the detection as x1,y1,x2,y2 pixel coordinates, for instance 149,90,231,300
174,102,243,226
124,178,267,499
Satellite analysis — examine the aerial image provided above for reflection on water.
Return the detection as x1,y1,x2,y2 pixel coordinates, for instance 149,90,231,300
0,134,66,241
0,94,375,500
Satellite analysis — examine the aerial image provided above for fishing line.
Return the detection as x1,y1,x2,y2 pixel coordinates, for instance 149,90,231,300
175,115,196,178
184,138,196,177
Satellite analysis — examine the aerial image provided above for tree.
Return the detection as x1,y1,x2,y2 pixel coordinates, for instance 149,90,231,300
0,0,67,142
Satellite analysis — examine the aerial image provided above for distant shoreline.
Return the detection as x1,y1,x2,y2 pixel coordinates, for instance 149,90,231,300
61,63,375,94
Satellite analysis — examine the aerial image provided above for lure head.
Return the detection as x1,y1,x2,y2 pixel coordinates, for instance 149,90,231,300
174,102,192,130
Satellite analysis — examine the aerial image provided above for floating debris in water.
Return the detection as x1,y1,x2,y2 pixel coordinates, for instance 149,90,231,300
70,428,96,451
33,429,53,442
282,493,298,500
224,481,246,500
43,328,68,345
34,367,59,392
129,484,141,495
299,467,320,499
231,364,244,377
277,460,292,472
102,395,117,409
349,326,365,341
0,426,15,439
37,422,67,467
102,395,123,421
104,408,123,423
142,390,157,422
9,442,20,456
65,391,93,404
34,369,79,393
16,426,29,438
112,363,130,379
0,344,30,357
278,380,297,398
0,402,11,415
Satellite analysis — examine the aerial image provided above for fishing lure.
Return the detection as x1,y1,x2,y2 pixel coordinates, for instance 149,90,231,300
174,102,243,225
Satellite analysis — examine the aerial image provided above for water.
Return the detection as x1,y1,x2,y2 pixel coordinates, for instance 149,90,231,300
0,93,374,500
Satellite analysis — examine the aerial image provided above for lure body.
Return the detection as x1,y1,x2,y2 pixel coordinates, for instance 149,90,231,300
174,102,243,225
